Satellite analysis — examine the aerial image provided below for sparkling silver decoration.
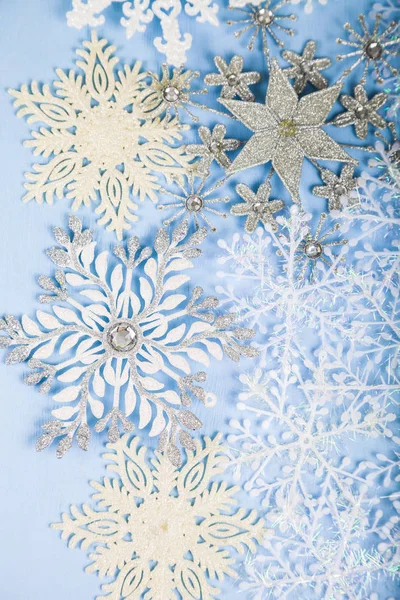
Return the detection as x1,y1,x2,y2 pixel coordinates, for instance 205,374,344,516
313,165,359,211
158,173,230,231
282,40,331,93
336,13,400,84
204,55,261,101
227,0,297,63
186,124,241,175
220,59,354,203
231,180,284,232
0,216,258,460
140,63,208,125
295,212,348,282
333,84,388,140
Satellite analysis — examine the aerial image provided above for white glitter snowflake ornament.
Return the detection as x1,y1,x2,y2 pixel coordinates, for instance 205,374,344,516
0,216,258,460
158,173,231,231
227,0,297,63
67,0,220,67
9,32,193,240
336,13,400,85
220,59,355,203
52,434,267,599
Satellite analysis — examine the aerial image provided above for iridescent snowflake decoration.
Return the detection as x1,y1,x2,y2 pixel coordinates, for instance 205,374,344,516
313,165,359,211
333,84,388,139
139,63,207,125
0,217,258,460
52,434,266,599
204,55,261,101
67,0,220,66
369,125,400,190
158,174,230,231
295,212,348,282
186,124,241,175
220,59,354,203
232,180,284,233
282,41,331,93
227,1,297,63
8,32,194,240
336,13,400,85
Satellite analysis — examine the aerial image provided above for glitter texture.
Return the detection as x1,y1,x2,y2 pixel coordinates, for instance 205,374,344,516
186,124,241,175
231,180,284,232
313,165,359,211
333,83,388,139
204,55,261,101
282,40,331,93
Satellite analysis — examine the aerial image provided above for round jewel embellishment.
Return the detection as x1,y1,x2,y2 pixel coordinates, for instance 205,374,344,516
163,85,181,103
304,241,323,259
256,8,274,26
365,41,383,60
108,322,138,353
186,195,203,212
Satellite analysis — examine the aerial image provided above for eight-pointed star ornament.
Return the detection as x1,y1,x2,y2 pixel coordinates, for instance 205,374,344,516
220,59,354,203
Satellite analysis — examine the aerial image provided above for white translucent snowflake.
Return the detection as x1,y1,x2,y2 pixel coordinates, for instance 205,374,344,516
290,0,328,14
52,434,266,599
0,216,258,460
67,0,219,66
9,32,194,240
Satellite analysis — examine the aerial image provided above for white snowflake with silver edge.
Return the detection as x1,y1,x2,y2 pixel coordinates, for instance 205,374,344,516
9,32,193,240
67,0,219,66
220,59,355,203
0,217,258,461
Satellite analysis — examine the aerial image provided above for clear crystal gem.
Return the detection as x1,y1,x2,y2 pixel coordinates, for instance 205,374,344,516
334,183,348,197
210,140,222,153
354,105,368,120
163,86,180,103
304,241,323,259
186,195,203,212
253,201,264,213
227,73,239,86
108,322,138,352
365,41,383,60
256,7,274,25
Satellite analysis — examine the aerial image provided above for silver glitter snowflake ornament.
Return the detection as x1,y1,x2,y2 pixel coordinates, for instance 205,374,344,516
313,165,359,211
336,13,400,85
220,59,354,203
232,180,284,233
204,55,261,101
227,1,297,63
140,63,208,125
186,124,241,175
333,84,388,140
158,173,230,231
282,41,331,93
295,212,348,282
0,216,258,460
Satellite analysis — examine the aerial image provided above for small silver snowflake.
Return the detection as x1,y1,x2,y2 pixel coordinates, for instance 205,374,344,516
158,174,230,231
333,84,388,139
337,13,400,84
186,124,241,175
313,166,359,211
282,40,331,93
140,63,207,125
295,212,348,282
204,55,261,101
232,180,284,233
227,1,297,63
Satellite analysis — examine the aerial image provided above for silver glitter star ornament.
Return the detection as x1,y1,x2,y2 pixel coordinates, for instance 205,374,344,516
186,124,241,175
337,14,400,85
282,41,331,93
204,55,261,101
232,180,284,232
220,60,354,203
333,84,388,140
313,165,358,211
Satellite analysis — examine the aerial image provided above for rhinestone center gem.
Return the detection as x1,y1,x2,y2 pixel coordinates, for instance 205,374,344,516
279,119,297,137
227,73,239,86
354,105,368,120
365,40,384,60
334,183,348,197
256,7,274,25
304,241,323,259
163,85,181,103
108,321,138,353
186,195,203,212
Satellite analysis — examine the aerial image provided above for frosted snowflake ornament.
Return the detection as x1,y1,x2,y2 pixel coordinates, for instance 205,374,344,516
0,217,258,460
290,0,328,14
67,0,220,67
9,32,194,240
52,434,266,599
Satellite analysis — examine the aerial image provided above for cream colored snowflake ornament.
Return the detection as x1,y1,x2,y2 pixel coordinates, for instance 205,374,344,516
9,32,193,240
52,434,267,599
0,217,258,461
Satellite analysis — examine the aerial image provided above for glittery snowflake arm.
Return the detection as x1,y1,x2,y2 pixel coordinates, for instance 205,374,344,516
9,32,194,239
0,217,258,460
